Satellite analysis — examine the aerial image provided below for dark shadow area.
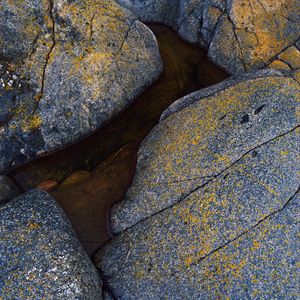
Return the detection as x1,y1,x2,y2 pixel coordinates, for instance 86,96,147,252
9,25,228,256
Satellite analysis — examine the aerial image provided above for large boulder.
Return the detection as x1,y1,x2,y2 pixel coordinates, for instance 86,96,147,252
110,69,300,233
0,190,102,299
0,0,162,173
96,70,300,298
117,0,300,74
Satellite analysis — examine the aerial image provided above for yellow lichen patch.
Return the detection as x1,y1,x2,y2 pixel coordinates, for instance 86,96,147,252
27,221,40,231
152,76,298,185
294,70,300,84
278,46,300,69
280,150,289,156
230,0,299,69
22,115,42,132
267,60,290,70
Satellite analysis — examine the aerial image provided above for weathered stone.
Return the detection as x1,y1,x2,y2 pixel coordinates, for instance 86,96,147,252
0,0,162,173
98,177,299,298
97,120,300,299
0,190,102,299
110,70,300,234
117,0,300,74
277,45,300,69
0,175,21,204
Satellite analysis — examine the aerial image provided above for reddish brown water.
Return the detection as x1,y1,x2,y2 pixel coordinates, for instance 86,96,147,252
9,25,228,256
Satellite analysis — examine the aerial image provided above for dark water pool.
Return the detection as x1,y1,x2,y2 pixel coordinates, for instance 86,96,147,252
9,25,228,256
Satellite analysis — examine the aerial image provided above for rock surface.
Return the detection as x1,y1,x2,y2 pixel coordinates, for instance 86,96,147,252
0,190,102,299
117,0,300,74
110,69,300,233
0,176,21,205
96,70,300,298
0,0,162,174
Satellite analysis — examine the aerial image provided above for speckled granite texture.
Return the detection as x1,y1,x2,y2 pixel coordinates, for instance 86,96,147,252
96,70,300,299
0,190,102,299
117,0,300,74
110,70,300,233
0,0,162,174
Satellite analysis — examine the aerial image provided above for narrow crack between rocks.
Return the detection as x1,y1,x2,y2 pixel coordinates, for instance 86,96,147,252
267,39,300,67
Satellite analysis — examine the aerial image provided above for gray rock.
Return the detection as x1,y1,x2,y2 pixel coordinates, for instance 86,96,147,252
96,127,300,299
117,0,300,74
0,0,162,174
110,70,300,234
0,190,102,299
0,175,21,205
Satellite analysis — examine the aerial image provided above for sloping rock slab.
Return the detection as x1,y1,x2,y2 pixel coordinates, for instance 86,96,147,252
97,124,300,299
110,69,300,233
0,0,162,174
0,190,102,299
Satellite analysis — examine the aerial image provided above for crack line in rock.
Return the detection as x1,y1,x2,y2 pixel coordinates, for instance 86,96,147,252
227,16,247,71
267,39,300,67
89,11,98,44
33,0,56,114
114,19,137,57
190,186,300,266
115,124,299,235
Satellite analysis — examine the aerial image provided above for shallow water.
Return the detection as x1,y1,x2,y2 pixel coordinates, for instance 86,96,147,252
9,25,228,256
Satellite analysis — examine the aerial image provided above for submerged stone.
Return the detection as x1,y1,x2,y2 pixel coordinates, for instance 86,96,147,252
0,190,102,299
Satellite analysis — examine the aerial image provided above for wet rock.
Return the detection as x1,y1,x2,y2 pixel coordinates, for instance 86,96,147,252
0,190,102,299
52,144,137,256
117,0,300,74
0,176,21,204
36,179,59,192
96,70,300,299
110,69,300,233
59,170,91,189
0,0,162,174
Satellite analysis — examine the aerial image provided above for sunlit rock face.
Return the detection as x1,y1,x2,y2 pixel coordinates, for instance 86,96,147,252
0,0,162,174
96,70,300,299
117,0,300,74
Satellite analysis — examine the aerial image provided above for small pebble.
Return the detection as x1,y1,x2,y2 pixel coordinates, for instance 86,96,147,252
37,180,59,192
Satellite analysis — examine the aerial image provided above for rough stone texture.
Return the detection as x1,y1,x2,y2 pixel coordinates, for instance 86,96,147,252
96,71,300,298
0,176,21,205
267,41,300,71
98,180,299,299
0,0,162,174
110,70,300,234
0,190,102,299
117,0,300,74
